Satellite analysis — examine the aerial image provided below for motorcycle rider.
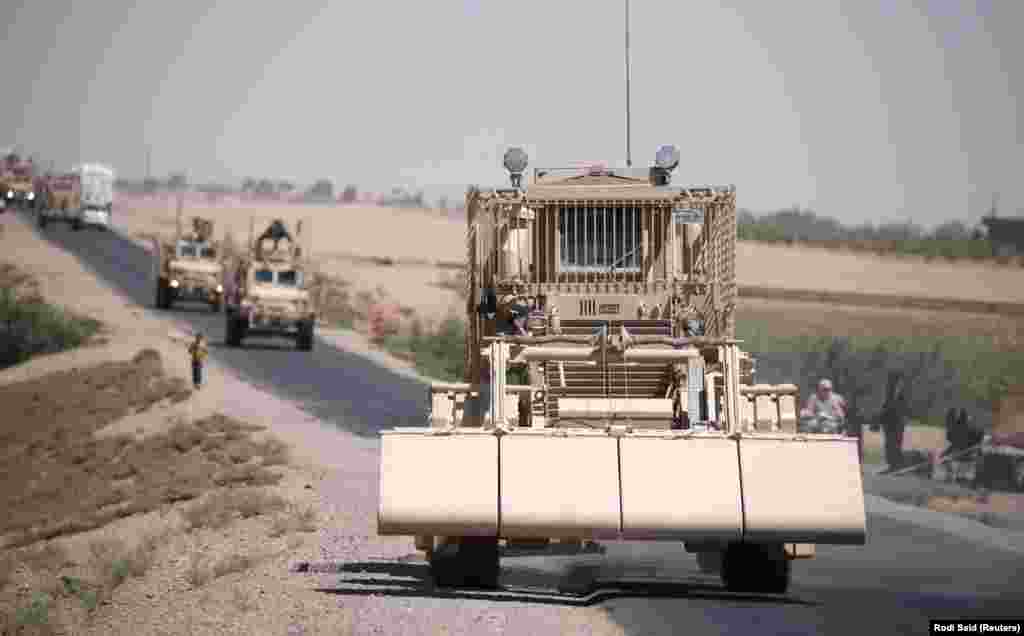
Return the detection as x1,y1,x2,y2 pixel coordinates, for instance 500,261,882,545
799,378,847,433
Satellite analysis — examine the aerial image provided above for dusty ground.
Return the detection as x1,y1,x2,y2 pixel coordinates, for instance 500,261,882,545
2,204,627,634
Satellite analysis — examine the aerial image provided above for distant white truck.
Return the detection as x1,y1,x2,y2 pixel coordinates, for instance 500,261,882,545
38,163,116,230
72,163,115,230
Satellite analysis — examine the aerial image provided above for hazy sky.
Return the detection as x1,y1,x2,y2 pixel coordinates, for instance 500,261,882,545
2,0,1020,226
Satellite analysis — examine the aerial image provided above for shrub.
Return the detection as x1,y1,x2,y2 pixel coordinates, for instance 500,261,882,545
0,285,101,369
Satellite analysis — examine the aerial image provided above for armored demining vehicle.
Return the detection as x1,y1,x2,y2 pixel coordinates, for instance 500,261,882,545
376,146,867,595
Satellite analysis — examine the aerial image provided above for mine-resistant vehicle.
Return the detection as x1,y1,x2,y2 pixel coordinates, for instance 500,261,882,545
1,153,37,210
37,173,80,228
224,217,317,351
377,147,868,594
153,210,227,312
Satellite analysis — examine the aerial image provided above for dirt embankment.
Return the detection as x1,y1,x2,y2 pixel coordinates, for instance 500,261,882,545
0,217,352,633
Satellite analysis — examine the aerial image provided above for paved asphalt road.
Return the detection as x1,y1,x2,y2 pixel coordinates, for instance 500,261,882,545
20,210,1024,635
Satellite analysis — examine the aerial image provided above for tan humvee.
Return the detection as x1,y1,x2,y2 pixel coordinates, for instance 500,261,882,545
153,208,227,312
224,217,316,351
377,147,867,594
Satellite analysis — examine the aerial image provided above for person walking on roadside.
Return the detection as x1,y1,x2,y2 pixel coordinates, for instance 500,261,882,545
879,372,910,473
188,333,208,390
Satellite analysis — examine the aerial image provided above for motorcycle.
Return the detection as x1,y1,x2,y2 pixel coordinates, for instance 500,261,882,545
798,412,846,435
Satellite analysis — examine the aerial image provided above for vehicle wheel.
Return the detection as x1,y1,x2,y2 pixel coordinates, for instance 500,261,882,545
226,316,245,347
210,299,222,313
156,279,172,309
38,213,47,228
429,536,499,589
296,321,314,351
720,542,790,595
72,217,82,231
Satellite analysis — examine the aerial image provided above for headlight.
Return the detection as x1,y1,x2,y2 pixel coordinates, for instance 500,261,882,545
215,284,224,293
5,191,11,198
170,279,180,288
27,192,35,200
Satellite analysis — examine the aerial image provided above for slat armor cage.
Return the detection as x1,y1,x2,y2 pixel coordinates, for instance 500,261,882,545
463,172,738,405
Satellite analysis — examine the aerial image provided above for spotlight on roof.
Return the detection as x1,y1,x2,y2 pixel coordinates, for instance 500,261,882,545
650,144,680,186
655,145,680,171
503,147,529,189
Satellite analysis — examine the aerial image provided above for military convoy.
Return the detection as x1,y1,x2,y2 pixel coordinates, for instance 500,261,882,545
223,217,317,351
377,147,868,594
153,212,227,312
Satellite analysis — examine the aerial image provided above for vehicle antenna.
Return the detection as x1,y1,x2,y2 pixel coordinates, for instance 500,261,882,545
625,0,632,168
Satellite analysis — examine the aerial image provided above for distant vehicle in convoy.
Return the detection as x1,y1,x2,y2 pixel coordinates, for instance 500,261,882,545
224,217,317,351
36,163,115,230
73,163,115,229
1,153,38,210
37,173,80,228
153,214,227,312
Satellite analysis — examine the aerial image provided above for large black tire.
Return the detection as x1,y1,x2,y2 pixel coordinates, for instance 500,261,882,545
720,542,791,595
72,216,82,231
296,321,314,351
155,279,167,309
225,315,244,347
429,536,499,589
38,212,48,228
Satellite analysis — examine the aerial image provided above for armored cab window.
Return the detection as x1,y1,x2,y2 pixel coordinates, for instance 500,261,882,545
200,246,216,259
254,269,274,284
276,270,299,286
558,206,642,272
177,243,197,258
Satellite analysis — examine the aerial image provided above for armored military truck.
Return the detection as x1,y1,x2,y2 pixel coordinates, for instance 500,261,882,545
224,217,317,351
153,213,226,312
376,147,867,595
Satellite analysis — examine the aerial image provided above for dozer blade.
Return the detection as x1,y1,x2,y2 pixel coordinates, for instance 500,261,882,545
377,428,867,545
618,431,743,541
500,429,622,540
378,428,498,537
737,434,867,544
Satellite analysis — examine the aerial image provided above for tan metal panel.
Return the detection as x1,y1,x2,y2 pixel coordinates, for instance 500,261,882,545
778,394,798,433
378,430,498,536
500,431,621,539
754,394,778,431
620,434,743,540
738,436,867,544
557,398,673,419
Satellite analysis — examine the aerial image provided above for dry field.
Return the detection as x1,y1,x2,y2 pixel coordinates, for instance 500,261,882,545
113,199,1024,331
738,297,1023,349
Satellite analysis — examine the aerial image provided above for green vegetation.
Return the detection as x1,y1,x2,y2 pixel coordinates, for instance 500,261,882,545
738,323,1024,427
15,591,52,627
383,316,467,382
0,283,101,369
737,207,1002,260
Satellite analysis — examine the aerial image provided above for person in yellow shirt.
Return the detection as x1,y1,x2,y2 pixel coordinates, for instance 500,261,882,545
188,334,208,390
